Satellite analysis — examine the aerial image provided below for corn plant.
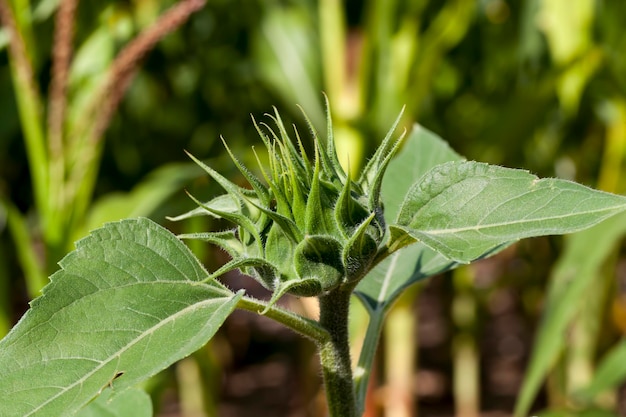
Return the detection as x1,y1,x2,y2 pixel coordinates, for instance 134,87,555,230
2,105,626,417
0,0,206,343
0,0,209,276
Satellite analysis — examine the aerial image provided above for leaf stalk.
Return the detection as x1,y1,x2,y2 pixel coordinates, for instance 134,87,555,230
236,295,330,344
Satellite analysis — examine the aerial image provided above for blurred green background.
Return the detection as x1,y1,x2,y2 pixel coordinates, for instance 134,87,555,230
2,0,626,416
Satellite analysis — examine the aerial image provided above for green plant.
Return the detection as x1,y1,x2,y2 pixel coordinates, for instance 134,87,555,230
2,105,626,417
0,0,210,338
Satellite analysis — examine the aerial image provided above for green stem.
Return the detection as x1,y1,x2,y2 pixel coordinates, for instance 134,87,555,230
238,287,357,416
354,306,384,415
237,295,329,343
384,289,418,416
318,285,357,417
3,198,47,297
318,0,346,110
0,0,49,231
0,227,11,337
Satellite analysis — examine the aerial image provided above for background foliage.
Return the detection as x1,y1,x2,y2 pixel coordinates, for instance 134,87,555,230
2,0,626,416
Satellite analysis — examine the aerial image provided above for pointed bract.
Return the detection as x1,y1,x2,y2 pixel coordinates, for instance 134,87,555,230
171,105,404,304
358,107,405,189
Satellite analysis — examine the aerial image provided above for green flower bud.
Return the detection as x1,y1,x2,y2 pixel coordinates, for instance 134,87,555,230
170,103,405,307
293,235,344,295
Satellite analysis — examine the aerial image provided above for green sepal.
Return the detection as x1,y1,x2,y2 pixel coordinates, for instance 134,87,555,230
251,119,291,212
185,152,246,199
264,224,297,279
206,256,276,282
366,129,406,211
299,104,345,183
316,137,342,186
177,230,243,258
358,107,405,189
274,137,308,222
293,127,313,178
322,95,347,183
185,152,262,220
219,137,270,206
288,170,308,230
251,146,294,220
305,151,326,235
268,108,310,180
251,127,300,222
335,173,370,239
334,172,354,239
167,194,240,221
294,235,344,292
387,224,419,253
245,197,303,244
186,192,263,253
252,115,274,151
342,212,379,280
304,150,340,236
261,276,323,314
258,119,291,186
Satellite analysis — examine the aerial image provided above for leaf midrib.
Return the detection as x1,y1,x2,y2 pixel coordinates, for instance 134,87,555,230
417,204,626,236
3,279,209,351
376,252,399,304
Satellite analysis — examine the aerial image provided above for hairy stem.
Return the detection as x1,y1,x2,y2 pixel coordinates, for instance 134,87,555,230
318,285,357,417
237,295,330,343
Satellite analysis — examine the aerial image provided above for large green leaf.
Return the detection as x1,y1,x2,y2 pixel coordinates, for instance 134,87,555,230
355,124,463,311
0,218,241,417
393,161,626,263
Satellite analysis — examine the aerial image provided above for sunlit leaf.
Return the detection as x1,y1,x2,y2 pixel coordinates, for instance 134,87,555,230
0,218,241,417
393,161,626,263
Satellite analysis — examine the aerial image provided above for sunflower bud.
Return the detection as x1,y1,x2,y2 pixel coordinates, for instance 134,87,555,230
169,104,405,306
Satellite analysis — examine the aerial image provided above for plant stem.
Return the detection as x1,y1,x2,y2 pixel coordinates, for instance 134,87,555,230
318,0,346,110
318,285,357,417
237,295,330,343
354,305,384,414
0,0,49,231
239,288,357,416
2,199,47,297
